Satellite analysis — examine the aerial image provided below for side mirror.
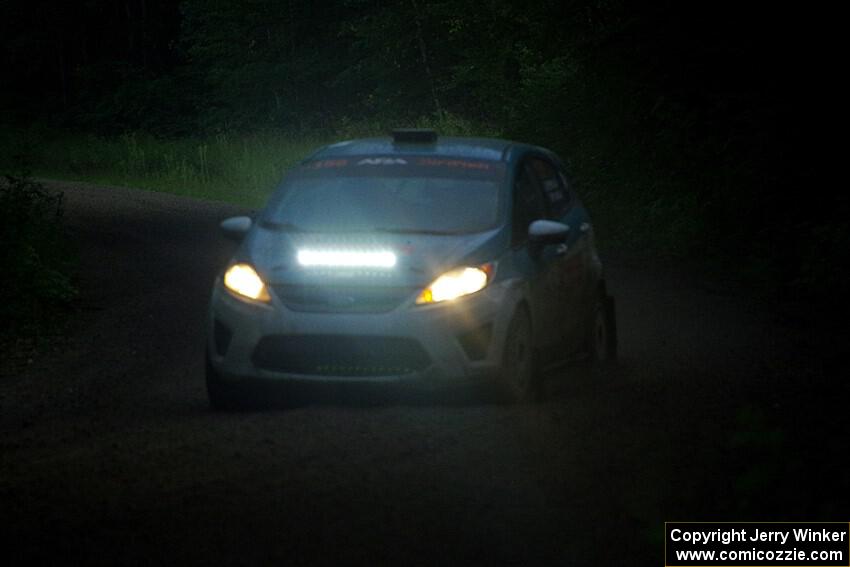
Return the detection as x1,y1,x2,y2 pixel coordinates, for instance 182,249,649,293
528,219,570,245
220,216,252,242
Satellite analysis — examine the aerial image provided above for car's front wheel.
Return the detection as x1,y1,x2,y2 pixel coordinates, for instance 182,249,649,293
499,305,539,403
206,355,247,411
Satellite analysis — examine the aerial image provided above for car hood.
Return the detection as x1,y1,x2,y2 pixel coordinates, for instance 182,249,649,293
244,226,503,287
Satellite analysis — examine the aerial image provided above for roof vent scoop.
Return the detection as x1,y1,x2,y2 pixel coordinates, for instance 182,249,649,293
391,128,438,144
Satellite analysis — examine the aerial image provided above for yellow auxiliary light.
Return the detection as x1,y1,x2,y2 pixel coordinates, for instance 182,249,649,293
223,263,270,302
416,264,493,304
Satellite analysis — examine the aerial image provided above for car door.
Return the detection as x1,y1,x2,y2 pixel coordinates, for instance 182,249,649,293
556,162,597,340
527,155,589,356
510,158,562,360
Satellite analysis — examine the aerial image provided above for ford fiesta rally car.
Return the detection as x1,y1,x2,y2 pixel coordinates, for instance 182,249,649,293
206,129,616,408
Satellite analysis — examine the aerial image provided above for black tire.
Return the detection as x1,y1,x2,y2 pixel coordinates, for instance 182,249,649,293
587,293,618,364
206,355,246,411
499,305,539,403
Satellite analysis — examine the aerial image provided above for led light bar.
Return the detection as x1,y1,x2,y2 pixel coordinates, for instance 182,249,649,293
297,249,397,268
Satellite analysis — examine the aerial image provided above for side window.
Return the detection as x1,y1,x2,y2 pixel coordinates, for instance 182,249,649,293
512,162,545,246
529,157,571,218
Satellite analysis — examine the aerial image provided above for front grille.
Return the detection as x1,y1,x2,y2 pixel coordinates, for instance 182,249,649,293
272,284,414,313
252,335,431,376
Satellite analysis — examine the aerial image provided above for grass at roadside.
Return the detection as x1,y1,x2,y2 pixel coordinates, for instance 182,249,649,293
0,128,331,208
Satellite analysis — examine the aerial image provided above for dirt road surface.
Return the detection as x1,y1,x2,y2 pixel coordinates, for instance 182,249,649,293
1,182,846,565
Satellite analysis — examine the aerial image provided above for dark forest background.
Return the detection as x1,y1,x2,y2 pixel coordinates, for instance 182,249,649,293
1,0,846,298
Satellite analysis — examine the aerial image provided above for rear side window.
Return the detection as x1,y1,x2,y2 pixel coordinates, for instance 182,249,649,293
528,157,571,218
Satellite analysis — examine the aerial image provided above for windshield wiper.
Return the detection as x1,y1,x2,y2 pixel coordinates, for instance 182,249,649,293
261,223,466,235
370,227,465,235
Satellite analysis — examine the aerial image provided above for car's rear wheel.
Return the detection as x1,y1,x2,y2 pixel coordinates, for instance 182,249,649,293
587,292,618,364
499,305,538,403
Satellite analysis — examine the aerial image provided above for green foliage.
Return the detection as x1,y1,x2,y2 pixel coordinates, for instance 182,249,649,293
333,111,501,141
179,0,356,132
0,128,329,207
0,173,77,331
414,111,502,138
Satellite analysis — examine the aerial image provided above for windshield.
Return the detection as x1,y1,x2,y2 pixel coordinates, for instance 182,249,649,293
261,156,505,234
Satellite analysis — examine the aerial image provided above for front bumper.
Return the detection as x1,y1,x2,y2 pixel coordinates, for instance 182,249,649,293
207,278,518,385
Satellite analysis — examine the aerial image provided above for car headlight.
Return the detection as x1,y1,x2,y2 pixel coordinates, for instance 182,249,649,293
223,263,271,302
415,264,493,305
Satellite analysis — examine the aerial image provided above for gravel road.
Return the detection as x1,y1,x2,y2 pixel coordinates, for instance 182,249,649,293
1,181,846,565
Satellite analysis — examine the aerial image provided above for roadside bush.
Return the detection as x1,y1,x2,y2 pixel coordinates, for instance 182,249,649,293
0,173,76,333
